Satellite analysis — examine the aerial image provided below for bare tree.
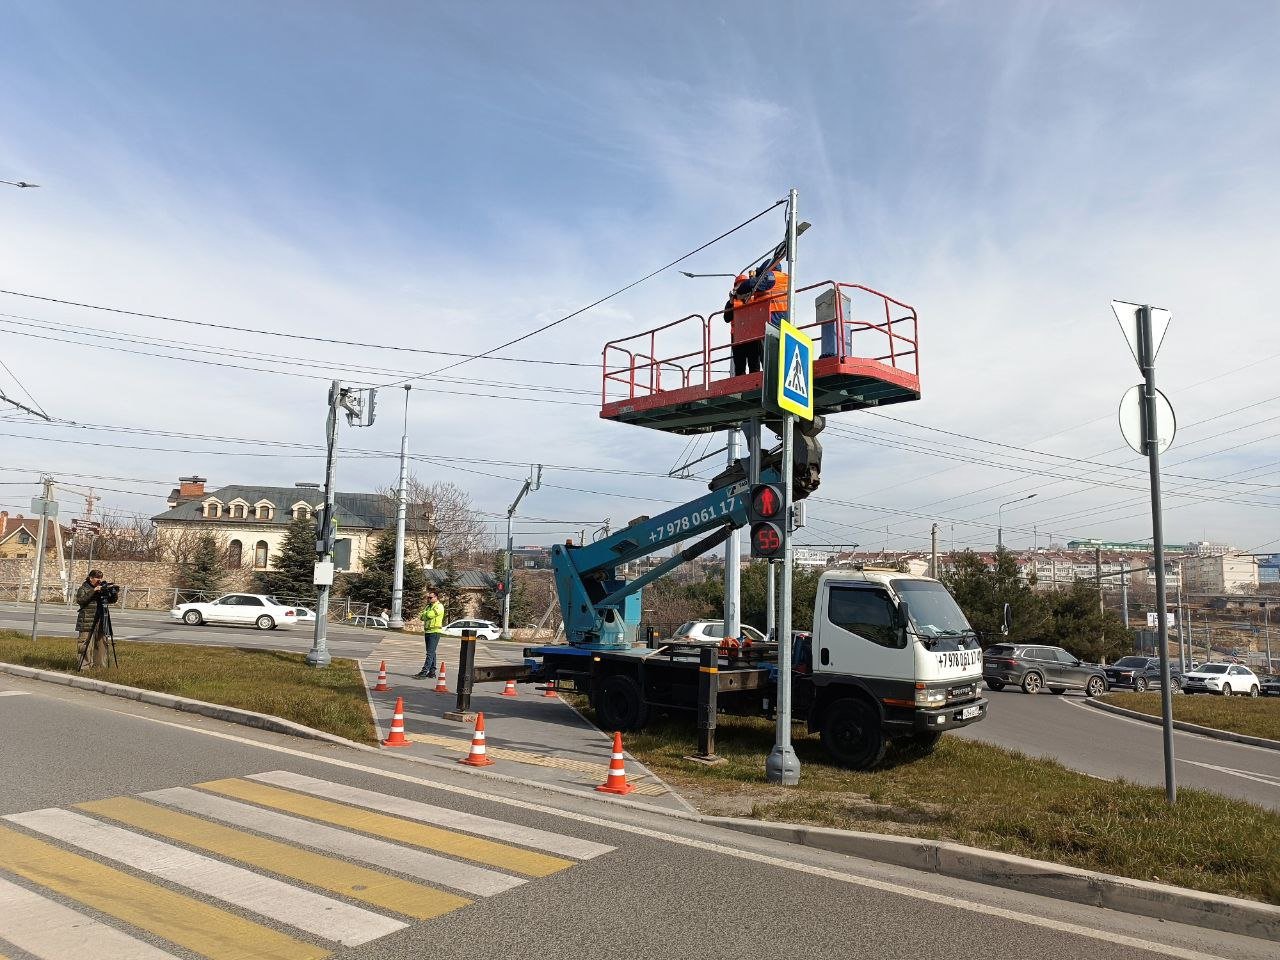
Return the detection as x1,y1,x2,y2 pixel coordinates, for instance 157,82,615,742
93,515,160,561
377,477,489,568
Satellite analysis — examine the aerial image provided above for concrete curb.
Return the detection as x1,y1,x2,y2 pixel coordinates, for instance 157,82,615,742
0,661,363,750
7,659,1276,940
1089,697,1280,751
707,817,1280,941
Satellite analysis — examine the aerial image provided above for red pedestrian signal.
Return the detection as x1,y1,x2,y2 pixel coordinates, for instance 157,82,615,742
751,522,784,559
747,483,787,559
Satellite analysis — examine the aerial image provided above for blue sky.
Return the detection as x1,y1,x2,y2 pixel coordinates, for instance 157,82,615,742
2,1,1279,554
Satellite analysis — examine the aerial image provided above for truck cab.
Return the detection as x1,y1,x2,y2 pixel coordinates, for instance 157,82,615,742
800,568,986,767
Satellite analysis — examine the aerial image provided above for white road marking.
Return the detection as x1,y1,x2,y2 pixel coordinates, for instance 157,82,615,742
0,689,30,697
248,770,614,860
1181,760,1280,789
143,786,526,896
0,874,180,960
1062,697,1280,756
5,807,406,945
112,711,1243,959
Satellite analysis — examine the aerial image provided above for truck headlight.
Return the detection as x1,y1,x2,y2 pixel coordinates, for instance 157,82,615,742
914,687,947,706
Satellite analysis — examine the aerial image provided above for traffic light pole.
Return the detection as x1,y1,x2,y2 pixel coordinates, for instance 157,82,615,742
723,428,741,640
307,381,342,668
766,187,801,787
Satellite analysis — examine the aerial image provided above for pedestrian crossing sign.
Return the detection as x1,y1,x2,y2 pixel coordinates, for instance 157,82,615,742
776,319,814,420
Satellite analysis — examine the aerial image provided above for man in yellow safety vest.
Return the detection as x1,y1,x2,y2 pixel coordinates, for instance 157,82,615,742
414,591,445,680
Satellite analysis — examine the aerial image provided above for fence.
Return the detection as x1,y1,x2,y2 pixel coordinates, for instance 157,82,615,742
0,582,371,620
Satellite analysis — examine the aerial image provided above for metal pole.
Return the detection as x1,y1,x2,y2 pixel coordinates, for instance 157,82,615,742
307,381,342,668
1263,602,1272,674
67,532,77,607
1096,546,1104,615
766,186,801,786
1121,559,1130,628
389,385,411,629
29,475,52,641
502,512,514,638
723,428,741,639
1139,304,1176,804
930,523,939,579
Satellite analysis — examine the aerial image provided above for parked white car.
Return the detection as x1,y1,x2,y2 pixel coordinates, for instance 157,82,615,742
293,607,316,624
672,620,767,644
1181,663,1261,696
442,619,502,640
347,615,389,629
171,594,298,630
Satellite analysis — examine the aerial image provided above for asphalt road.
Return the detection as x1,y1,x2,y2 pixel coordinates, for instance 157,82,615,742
0,673,1270,960
954,686,1280,810
0,601,383,658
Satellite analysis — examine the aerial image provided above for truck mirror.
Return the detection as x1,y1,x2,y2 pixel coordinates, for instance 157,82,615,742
896,600,910,644
1002,603,1012,636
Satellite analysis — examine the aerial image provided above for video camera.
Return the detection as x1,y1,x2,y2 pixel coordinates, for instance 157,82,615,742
97,582,120,604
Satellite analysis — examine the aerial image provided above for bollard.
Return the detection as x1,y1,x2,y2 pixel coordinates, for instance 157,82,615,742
684,645,726,765
444,630,478,722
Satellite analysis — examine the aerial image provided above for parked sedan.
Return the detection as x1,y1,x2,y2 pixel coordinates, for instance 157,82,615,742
171,594,298,630
1181,663,1261,696
672,620,768,645
441,619,502,640
983,643,1108,696
1104,656,1182,693
1261,675,1280,697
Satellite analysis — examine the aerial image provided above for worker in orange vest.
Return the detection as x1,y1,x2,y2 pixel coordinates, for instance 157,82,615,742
725,264,789,376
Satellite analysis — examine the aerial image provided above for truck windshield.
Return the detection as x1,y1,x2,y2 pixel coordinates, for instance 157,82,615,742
893,580,978,650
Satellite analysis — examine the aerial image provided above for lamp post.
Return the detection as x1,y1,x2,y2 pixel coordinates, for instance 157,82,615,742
996,494,1037,551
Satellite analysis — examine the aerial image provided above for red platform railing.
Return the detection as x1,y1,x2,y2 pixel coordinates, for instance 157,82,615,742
601,281,919,407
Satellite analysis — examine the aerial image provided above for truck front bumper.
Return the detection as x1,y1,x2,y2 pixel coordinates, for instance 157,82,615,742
888,697,988,732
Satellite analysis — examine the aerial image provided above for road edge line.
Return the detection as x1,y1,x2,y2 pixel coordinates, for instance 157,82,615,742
705,817,1280,942
1087,698,1280,751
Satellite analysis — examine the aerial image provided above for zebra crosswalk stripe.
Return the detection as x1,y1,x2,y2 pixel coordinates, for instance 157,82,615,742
249,770,615,860
0,825,326,960
0,874,180,960
142,786,526,896
195,778,573,877
5,808,406,946
77,795,471,921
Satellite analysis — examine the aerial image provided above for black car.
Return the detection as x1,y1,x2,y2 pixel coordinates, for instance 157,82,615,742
1104,656,1182,693
983,643,1109,696
1261,675,1280,697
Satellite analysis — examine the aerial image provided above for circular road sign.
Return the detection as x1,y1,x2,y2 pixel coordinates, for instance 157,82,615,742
1118,385,1176,456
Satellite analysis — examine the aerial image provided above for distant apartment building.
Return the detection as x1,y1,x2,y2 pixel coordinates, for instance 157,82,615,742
1181,553,1258,594
1259,555,1280,584
510,545,551,569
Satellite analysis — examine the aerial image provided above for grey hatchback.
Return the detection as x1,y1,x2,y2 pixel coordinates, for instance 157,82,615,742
983,643,1109,696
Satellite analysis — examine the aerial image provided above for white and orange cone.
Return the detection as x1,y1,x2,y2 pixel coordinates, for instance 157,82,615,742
543,678,558,698
433,661,448,694
381,696,411,748
372,661,389,692
595,731,636,794
500,678,518,697
458,712,495,766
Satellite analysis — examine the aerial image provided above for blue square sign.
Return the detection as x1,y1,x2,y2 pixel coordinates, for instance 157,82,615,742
776,319,814,420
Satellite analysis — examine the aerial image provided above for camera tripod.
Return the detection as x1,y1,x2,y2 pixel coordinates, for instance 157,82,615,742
76,596,118,670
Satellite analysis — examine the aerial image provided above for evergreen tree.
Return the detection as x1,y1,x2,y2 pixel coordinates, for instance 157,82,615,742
181,533,228,597
344,530,426,618
477,552,505,624
1044,582,1131,663
943,547,1049,646
477,552,535,627
257,515,318,602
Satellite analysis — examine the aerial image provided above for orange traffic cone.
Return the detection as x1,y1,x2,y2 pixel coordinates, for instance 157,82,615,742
459,713,495,766
434,661,448,694
543,678,558,698
595,732,636,795
381,697,411,748
500,678,518,697
372,661,389,692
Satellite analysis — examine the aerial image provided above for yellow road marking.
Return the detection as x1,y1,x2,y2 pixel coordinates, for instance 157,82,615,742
0,825,326,960
197,779,572,877
78,796,471,921
405,732,670,795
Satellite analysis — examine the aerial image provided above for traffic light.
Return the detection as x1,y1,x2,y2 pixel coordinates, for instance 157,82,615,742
748,482,786,560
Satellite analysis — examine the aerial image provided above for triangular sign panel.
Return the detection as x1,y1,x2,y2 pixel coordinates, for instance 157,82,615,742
1112,300,1171,368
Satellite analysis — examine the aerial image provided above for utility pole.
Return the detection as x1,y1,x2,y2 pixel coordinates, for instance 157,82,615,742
1095,546,1104,615
930,523,939,579
30,475,55,641
1121,559,1130,628
389,385,411,630
723,428,741,639
502,465,541,640
766,187,801,787
308,381,376,668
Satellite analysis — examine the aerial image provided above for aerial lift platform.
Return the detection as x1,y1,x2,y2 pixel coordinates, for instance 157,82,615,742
600,280,920,435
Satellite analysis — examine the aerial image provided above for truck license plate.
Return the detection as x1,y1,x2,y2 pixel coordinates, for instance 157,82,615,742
960,705,981,720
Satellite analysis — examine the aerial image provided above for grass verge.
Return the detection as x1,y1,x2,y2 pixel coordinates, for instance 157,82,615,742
0,630,376,744
600,706,1280,904
1102,691,1280,742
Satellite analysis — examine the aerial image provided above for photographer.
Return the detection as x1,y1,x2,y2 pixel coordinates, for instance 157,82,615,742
74,569,116,670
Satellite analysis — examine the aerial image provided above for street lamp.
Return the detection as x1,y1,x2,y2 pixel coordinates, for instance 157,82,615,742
997,494,1037,551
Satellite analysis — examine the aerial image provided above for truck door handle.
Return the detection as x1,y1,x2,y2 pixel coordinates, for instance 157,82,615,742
820,648,830,666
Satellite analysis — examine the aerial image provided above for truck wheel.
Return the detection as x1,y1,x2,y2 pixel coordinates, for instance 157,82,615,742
984,679,1005,691
1021,672,1043,695
595,674,649,731
1133,676,1148,693
820,698,887,770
